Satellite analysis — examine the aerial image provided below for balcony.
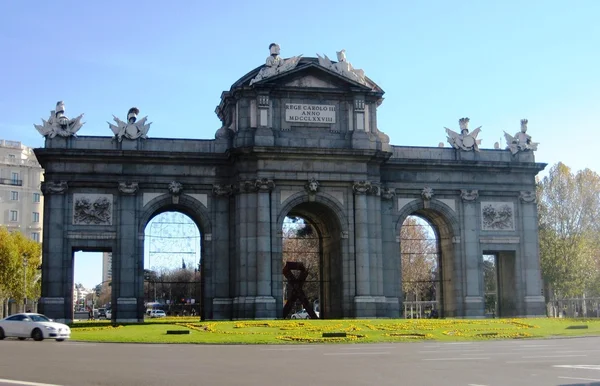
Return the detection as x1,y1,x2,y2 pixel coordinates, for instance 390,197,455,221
0,178,22,186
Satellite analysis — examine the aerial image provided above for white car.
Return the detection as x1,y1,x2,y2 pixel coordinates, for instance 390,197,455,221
105,310,112,319
149,310,166,318
291,309,319,319
0,313,71,342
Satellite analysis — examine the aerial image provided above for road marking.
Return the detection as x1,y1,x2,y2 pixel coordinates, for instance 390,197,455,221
340,346,397,350
323,352,390,356
0,379,63,386
418,349,484,354
522,354,587,359
468,384,489,386
261,347,314,351
423,357,490,361
558,376,600,382
554,365,600,370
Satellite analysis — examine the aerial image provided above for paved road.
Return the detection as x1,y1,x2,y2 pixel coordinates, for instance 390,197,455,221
0,337,599,386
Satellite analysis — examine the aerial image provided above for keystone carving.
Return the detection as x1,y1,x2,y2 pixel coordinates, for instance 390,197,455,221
421,187,434,200
305,178,320,193
168,181,183,196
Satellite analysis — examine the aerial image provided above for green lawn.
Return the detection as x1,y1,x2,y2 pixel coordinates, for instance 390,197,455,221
70,317,600,344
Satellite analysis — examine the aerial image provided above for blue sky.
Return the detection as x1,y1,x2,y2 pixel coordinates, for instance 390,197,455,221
2,1,599,287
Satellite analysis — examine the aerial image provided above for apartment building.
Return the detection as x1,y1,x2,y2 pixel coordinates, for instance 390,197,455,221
0,139,44,242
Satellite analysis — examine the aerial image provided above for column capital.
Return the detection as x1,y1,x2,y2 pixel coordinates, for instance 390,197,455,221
255,178,275,192
460,189,479,202
118,182,138,195
519,190,536,203
41,181,68,195
353,180,371,195
213,184,233,197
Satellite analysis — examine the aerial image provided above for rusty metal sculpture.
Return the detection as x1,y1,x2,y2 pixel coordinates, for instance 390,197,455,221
282,262,319,319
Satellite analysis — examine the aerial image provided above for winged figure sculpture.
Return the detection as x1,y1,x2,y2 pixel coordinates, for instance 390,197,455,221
445,118,482,152
34,101,84,138
108,107,151,142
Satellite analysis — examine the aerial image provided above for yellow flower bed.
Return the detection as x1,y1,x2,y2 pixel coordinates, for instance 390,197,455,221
73,325,124,332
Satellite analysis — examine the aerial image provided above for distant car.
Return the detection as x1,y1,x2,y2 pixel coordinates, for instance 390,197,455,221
97,308,107,319
149,310,166,318
105,310,112,319
291,309,309,319
0,313,71,342
291,309,319,319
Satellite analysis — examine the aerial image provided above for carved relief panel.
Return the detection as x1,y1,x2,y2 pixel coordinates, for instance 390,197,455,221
73,194,113,225
480,201,514,231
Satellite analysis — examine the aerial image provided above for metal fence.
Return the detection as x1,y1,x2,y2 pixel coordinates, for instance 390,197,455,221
403,301,438,319
547,298,600,318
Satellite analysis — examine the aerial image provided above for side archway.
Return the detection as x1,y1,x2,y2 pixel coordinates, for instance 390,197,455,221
394,199,462,317
137,194,213,320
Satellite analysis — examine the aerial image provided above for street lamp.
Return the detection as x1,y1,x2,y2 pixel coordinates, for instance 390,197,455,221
22,253,29,313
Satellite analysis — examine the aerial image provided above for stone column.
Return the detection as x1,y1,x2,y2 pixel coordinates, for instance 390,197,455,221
380,188,400,317
460,189,484,317
255,179,274,295
39,181,69,322
519,191,545,316
232,181,252,319
353,181,370,296
116,182,140,322
367,184,385,316
255,178,276,318
212,184,232,319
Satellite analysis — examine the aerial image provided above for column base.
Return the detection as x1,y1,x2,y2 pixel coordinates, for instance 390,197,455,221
354,296,386,318
523,295,546,317
212,298,233,320
232,296,277,319
463,296,485,318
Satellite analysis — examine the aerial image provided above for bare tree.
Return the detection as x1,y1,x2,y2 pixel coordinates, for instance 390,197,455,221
400,216,437,302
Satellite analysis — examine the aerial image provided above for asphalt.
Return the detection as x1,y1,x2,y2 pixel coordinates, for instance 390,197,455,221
0,336,599,386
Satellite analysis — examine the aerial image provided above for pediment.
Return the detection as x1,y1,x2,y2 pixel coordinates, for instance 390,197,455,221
230,58,383,95
259,62,382,93
282,74,338,89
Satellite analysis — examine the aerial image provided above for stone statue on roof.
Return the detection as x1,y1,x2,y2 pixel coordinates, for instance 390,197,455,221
445,117,482,152
316,49,366,85
108,107,152,142
504,119,539,155
34,101,85,138
249,43,302,85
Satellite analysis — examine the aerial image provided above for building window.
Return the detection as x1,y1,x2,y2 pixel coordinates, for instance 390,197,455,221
10,191,18,201
33,212,40,223
10,210,18,222
8,154,15,160
33,193,41,203
31,232,40,242
11,172,19,184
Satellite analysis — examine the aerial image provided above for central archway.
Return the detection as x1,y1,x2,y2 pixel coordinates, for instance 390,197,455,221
275,195,348,319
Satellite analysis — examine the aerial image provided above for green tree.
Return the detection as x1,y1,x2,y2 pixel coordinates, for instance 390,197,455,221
538,163,600,299
0,227,42,317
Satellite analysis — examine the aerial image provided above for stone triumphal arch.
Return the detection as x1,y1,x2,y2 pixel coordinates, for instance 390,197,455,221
34,45,546,322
